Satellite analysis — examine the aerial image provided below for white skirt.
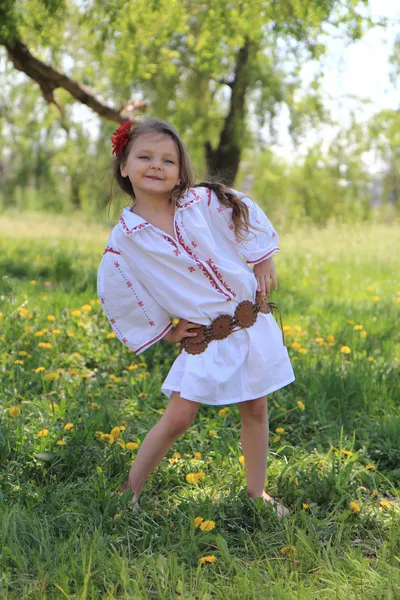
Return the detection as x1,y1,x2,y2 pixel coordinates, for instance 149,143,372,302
161,312,295,406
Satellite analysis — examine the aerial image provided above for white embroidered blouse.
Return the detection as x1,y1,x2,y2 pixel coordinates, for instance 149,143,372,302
97,186,279,355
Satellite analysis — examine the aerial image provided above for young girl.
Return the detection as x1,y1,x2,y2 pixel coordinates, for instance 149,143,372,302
97,118,295,517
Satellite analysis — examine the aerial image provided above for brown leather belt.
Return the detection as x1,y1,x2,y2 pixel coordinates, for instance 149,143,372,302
180,292,284,355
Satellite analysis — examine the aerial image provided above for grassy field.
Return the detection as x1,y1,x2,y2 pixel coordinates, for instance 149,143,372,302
0,211,399,599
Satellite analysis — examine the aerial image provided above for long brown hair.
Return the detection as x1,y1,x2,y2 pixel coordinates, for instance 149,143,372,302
111,118,265,242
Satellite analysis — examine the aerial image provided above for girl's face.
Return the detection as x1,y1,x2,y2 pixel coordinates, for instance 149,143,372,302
120,133,180,198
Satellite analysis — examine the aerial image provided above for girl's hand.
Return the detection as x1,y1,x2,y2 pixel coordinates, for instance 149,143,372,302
253,257,278,297
170,319,203,343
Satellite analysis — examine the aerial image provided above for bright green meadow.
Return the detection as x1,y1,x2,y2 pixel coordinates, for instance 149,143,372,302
0,212,399,599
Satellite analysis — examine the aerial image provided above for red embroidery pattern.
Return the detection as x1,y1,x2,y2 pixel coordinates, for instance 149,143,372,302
175,222,232,301
119,216,149,235
112,260,156,327
162,234,181,256
103,246,121,256
136,322,173,354
205,258,237,298
180,188,202,209
188,266,196,272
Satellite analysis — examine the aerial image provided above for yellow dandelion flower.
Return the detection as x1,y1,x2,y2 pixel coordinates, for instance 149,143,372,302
239,455,245,465
326,335,335,343
218,407,231,417
294,325,302,331
18,351,27,357
47,315,56,322
275,427,285,434
194,452,202,460
81,304,92,312
172,452,181,460
64,423,74,431
365,464,376,471
57,440,67,446
353,325,363,330
380,500,391,511
303,503,310,510
126,442,139,450
15,360,24,365
272,435,281,443
52,329,61,335
194,516,204,527
128,364,139,370
291,342,301,349
299,348,308,354
200,520,215,532
67,332,74,337
19,308,28,317
38,428,49,438
37,342,52,349
280,546,296,554
360,330,367,339
350,501,361,513
30,280,37,285
186,473,199,484
314,337,324,344
8,406,21,418
368,357,376,363
109,374,120,382
372,296,380,302
282,326,294,335
197,470,205,479
111,426,121,438
107,332,116,339
113,513,122,519
138,392,147,398
199,555,217,564
43,372,60,381
35,366,46,373
90,402,100,409
341,449,353,456
340,346,351,355
396,297,400,304
71,310,81,317
297,400,305,411
35,331,44,337
370,490,377,497
208,430,217,437
24,326,31,333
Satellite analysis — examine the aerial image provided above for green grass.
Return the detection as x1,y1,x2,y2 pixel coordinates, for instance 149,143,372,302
0,212,399,599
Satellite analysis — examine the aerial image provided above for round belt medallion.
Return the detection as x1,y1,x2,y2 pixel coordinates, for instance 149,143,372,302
234,300,257,328
210,314,232,340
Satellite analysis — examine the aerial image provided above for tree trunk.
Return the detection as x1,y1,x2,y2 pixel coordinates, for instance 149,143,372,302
205,38,253,187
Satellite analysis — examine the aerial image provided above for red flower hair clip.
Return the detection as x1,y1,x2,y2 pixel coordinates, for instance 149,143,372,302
111,120,132,156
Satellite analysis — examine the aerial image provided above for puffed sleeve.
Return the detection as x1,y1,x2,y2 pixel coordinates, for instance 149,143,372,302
97,250,173,355
206,187,279,265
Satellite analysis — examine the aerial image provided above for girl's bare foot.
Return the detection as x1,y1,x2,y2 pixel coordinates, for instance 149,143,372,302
260,491,290,518
118,478,130,494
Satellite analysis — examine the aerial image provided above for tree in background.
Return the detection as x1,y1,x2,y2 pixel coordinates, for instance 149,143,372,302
1,1,379,181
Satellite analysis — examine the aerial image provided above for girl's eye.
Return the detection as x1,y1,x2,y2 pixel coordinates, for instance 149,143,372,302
138,155,150,159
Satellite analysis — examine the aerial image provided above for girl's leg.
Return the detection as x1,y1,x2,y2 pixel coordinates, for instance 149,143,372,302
237,395,289,517
120,392,200,502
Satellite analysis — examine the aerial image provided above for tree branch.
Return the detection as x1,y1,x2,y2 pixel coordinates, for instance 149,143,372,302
4,39,146,122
